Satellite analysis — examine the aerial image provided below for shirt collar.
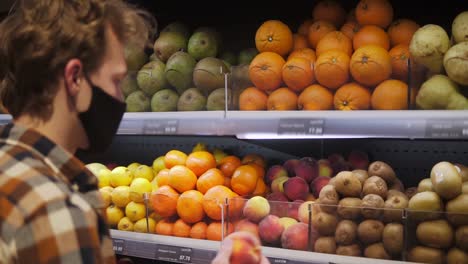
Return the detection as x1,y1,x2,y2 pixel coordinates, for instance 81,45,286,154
0,123,98,192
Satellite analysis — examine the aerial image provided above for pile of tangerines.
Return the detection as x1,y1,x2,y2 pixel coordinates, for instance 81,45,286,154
150,149,267,240
240,0,425,111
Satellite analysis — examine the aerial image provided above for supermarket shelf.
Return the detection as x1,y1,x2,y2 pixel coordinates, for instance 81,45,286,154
1,110,468,139
110,230,412,264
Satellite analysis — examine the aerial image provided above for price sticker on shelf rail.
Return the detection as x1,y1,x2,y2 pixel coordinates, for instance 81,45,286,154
155,244,192,263
112,239,126,254
267,257,289,264
278,118,324,136
143,119,179,135
425,119,468,139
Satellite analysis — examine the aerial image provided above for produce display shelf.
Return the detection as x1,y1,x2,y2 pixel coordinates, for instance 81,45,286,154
1,110,467,139
110,230,412,264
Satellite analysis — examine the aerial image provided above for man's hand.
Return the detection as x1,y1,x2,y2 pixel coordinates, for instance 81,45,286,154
211,231,270,264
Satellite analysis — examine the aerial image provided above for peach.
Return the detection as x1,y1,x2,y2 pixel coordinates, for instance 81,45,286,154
279,217,298,230
227,231,263,264
281,222,317,251
243,196,270,223
298,201,318,224
266,191,289,202
327,153,345,164
318,159,333,178
283,159,301,176
294,159,318,183
258,214,284,245
271,176,289,193
310,176,331,197
306,193,316,201
287,200,304,220
283,177,310,201
265,165,288,185
348,150,369,170
235,219,260,238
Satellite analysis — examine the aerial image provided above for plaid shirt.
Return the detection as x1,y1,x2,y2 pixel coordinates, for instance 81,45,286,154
0,123,115,264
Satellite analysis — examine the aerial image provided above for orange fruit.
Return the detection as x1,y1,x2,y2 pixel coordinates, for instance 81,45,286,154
249,52,286,92
173,219,192,238
154,168,170,186
177,190,205,223
308,20,337,49
298,84,334,110
316,31,353,56
150,185,179,217
287,48,316,63
239,87,268,111
203,185,236,220
185,151,216,177
353,25,390,51
334,82,372,110
168,165,197,193
218,156,242,178
267,88,298,111
340,21,361,40
155,218,175,236
389,44,410,81
196,168,225,194
252,178,268,196
356,0,394,29
248,163,265,179
241,154,266,168
293,33,309,50
255,20,293,57
312,0,346,28
230,165,259,196
298,19,314,36
282,57,315,93
164,150,187,169
350,45,392,87
314,50,350,90
387,19,420,47
371,79,410,110
224,176,231,188
190,222,208,239
206,222,234,241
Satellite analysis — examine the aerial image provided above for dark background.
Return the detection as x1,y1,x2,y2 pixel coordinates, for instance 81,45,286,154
127,0,468,53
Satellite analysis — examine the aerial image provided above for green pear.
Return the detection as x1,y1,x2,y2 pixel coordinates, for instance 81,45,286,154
177,88,207,111
161,21,190,39
165,51,196,94
126,91,150,112
206,88,231,111
188,31,218,61
137,60,169,96
151,89,179,112
153,31,188,62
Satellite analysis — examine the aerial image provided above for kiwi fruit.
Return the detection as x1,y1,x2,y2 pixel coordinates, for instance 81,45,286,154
389,178,405,192
431,161,463,200
336,244,361,257
334,171,362,198
447,247,468,264
383,194,408,223
408,191,443,222
455,225,468,251
337,198,362,220
454,163,468,182
387,190,408,200
364,243,391,260
318,185,339,213
446,194,468,226
361,194,385,219
418,178,434,193
335,220,357,245
329,176,338,187
312,211,338,236
462,182,468,194
352,169,369,185
407,246,445,264
416,219,454,249
405,187,418,199
382,223,404,256
314,236,337,254
357,219,384,245
362,176,388,199
368,161,397,185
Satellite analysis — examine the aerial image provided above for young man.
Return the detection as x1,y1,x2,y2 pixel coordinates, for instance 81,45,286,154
0,0,152,263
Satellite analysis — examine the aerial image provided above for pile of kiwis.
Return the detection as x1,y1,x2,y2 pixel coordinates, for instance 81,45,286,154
406,161,468,264
312,161,408,260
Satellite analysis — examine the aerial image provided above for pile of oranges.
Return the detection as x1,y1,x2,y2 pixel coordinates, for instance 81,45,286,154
240,0,424,111
142,148,268,240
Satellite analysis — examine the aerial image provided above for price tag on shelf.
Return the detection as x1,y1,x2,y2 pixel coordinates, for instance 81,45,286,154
267,257,289,264
143,119,179,135
112,239,126,254
278,119,324,136
155,244,192,263
425,119,468,139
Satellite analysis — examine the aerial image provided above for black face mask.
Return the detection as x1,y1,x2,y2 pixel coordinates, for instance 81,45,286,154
78,79,126,154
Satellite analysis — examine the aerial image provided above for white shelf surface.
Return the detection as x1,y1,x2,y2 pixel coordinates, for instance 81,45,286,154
110,230,413,264
1,110,467,139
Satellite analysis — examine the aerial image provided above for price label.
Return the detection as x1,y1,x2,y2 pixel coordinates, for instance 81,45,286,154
143,119,179,135
425,119,468,139
267,257,289,264
112,239,125,254
156,244,192,263
278,119,324,136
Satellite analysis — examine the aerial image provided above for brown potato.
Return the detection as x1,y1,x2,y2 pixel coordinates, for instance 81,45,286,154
361,194,385,219
335,220,358,246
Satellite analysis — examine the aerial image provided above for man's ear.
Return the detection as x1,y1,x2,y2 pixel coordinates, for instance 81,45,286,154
64,59,84,97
